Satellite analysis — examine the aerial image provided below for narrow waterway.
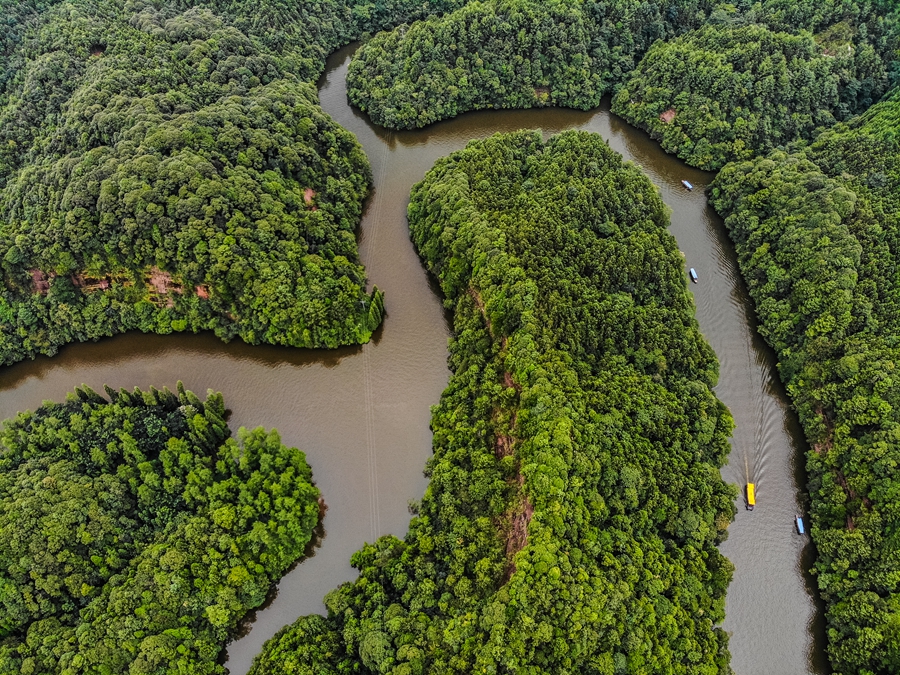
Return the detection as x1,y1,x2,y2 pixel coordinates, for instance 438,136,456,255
0,44,826,675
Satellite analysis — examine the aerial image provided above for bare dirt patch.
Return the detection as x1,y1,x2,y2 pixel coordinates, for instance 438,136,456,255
303,188,318,211
502,474,534,582
71,274,110,292
145,267,183,307
468,287,494,338
30,269,51,294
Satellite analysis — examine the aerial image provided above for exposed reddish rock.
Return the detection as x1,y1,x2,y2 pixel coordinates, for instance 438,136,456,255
30,269,51,294
660,108,677,124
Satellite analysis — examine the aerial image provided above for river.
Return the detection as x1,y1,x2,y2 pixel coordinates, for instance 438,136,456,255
0,44,826,675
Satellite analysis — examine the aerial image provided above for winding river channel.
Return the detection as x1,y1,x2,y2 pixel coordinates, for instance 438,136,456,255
0,44,827,675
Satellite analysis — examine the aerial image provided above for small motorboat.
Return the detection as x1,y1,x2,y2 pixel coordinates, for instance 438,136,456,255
689,268,698,284
746,483,755,511
682,180,694,190
796,515,805,535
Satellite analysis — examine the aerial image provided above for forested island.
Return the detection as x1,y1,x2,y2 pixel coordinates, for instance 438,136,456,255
251,130,737,674
0,384,320,674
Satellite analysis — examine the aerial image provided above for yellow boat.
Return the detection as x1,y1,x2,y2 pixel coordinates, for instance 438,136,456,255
746,483,756,511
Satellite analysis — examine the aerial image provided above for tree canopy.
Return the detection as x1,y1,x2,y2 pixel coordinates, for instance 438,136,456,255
346,0,714,129
250,130,736,674
710,86,900,675
612,23,892,170
0,383,320,675
612,0,900,169
0,0,485,364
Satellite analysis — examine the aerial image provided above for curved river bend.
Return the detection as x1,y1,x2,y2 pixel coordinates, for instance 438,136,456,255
0,45,826,675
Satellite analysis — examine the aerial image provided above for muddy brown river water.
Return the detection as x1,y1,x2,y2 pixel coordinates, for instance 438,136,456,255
0,44,827,675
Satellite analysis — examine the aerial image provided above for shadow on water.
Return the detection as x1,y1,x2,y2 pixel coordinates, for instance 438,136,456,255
0,331,363,395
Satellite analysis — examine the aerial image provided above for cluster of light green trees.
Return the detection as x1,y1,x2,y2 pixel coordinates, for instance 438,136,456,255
0,384,320,674
251,130,737,674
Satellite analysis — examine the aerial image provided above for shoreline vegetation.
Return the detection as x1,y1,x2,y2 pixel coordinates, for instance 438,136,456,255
710,88,900,675
611,23,890,171
346,0,710,130
0,384,320,674
1,1,899,674
250,130,737,674
342,3,900,672
0,0,485,365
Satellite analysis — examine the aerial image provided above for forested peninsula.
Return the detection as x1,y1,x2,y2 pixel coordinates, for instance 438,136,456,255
0,384,320,674
251,130,737,674
710,88,900,675
346,0,710,130
0,0,492,365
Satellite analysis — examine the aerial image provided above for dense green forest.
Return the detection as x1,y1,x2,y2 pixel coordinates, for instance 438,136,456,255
251,130,737,674
0,383,320,674
3,1,900,674
612,24,879,170
0,0,490,365
346,0,715,129
348,0,899,164
710,87,900,675
613,3,900,170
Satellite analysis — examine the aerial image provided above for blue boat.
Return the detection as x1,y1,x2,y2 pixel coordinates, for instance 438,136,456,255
796,515,805,535
689,268,698,284
682,180,694,190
